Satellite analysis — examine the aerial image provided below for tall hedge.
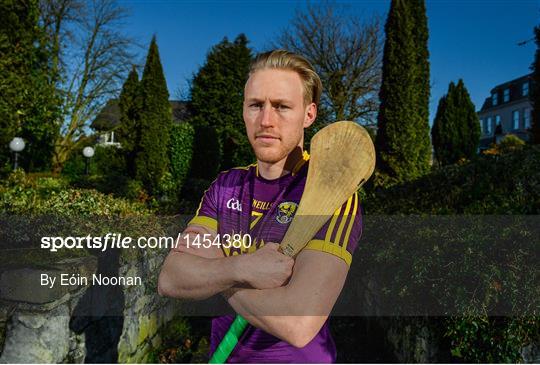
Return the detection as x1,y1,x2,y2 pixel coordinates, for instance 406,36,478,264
375,0,431,186
169,123,194,189
136,36,172,193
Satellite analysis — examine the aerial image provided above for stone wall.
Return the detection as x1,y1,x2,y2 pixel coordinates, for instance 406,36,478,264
0,249,181,363
1,247,537,364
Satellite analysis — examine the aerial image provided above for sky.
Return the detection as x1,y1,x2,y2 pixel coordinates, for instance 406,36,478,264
121,0,540,125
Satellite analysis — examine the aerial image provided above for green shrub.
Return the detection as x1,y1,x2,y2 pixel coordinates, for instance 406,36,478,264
170,123,194,189
445,316,538,363
147,317,210,363
361,145,540,362
123,179,146,201
497,134,526,154
62,145,97,180
94,145,126,174
152,171,182,214
64,144,136,198
0,170,168,268
0,170,148,217
365,145,540,215
483,134,526,157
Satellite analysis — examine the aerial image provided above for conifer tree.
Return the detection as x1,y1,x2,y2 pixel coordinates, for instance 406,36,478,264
432,83,457,165
375,0,431,185
410,0,432,170
190,34,253,170
432,80,479,165
0,0,59,171
117,65,141,178
458,80,481,158
136,36,172,193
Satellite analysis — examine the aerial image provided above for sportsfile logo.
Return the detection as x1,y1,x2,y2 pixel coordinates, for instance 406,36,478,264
226,198,242,212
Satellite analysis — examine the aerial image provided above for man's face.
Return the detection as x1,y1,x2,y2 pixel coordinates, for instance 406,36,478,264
243,68,316,164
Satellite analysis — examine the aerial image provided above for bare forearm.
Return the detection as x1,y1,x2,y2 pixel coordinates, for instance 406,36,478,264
223,252,348,348
224,287,325,348
158,252,241,300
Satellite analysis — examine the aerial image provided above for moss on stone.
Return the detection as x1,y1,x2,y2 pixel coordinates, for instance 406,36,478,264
137,313,159,347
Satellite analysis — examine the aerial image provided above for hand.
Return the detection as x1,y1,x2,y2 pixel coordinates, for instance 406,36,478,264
236,242,294,289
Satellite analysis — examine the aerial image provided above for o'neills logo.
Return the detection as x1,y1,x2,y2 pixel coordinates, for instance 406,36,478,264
226,198,242,212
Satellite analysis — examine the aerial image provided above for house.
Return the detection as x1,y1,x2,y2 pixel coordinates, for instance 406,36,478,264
477,74,533,151
91,99,191,147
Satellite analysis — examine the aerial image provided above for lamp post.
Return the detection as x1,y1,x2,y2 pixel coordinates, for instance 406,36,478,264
9,137,25,170
82,146,94,175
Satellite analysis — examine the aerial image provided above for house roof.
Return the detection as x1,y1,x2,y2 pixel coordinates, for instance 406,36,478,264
479,73,532,112
489,73,531,94
91,99,191,131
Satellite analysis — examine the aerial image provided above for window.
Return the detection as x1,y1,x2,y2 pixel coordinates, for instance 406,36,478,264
495,115,501,126
492,92,498,106
523,82,529,96
503,88,510,102
513,110,520,130
524,108,532,129
487,117,492,134
479,119,484,134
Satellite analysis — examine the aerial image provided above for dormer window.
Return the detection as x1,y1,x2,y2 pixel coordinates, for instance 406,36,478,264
523,82,529,96
492,92,498,106
503,88,509,102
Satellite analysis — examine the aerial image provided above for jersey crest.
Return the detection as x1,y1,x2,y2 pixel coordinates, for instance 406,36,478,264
275,201,298,224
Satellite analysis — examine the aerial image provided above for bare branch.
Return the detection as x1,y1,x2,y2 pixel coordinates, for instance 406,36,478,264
40,0,137,171
274,2,383,125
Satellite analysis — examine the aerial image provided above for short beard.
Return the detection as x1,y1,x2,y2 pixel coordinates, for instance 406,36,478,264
253,146,289,164
252,138,304,166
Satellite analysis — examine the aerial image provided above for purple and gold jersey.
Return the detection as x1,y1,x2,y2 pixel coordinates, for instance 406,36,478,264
188,152,363,363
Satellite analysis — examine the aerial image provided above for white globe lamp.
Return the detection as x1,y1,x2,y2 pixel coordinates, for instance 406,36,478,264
82,146,95,175
9,137,25,170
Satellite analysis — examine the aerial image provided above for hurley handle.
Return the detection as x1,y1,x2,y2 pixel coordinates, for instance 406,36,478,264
209,246,287,364
208,315,248,363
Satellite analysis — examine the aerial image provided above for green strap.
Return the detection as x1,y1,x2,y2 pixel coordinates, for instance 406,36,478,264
209,315,248,363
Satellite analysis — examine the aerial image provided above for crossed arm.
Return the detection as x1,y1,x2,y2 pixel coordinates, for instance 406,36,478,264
158,224,349,348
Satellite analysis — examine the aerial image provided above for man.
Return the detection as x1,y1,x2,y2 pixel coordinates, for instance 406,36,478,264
158,50,362,363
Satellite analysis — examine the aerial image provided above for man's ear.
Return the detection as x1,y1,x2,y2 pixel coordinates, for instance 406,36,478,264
303,102,317,128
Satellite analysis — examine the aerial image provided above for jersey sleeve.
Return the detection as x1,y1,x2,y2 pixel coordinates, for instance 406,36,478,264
304,191,363,266
187,179,219,232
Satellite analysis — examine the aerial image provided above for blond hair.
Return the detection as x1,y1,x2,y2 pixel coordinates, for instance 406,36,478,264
249,50,322,106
